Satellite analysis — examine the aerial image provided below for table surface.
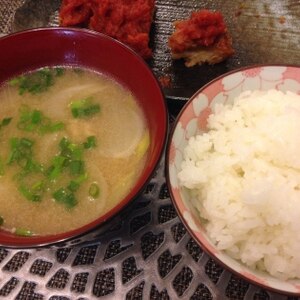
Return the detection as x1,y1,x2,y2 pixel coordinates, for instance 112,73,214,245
0,1,299,299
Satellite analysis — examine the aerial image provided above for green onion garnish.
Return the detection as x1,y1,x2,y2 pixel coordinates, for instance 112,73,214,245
59,137,83,161
83,136,97,149
20,138,34,148
44,122,64,133
17,106,64,135
7,137,34,165
67,180,80,192
70,97,100,118
31,180,44,192
89,183,100,199
18,185,42,202
53,188,77,208
69,160,84,176
23,158,43,174
74,172,88,184
0,216,3,226
31,110,42,124
15,228,33,236
9,67,65,95
8,136,45,202
7,133,94,208
45,138,88,199
46,155,67,181
0,117,12,130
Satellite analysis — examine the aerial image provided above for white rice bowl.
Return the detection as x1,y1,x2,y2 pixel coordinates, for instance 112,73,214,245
167,65,300,295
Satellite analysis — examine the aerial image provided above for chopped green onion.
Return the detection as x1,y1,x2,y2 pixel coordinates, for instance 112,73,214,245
8,132,95,207
89,183,100,199
17,157,30,169
18,185,42,202
68,144,83,160
23,159,43,174
70,98,100,118
46,168,59,181
9,77,21,86
67,180,80,192
43,122,64,133
1,118,12,126
15,228,33,236
53,188,77,208
83,136,97,149
59,137,84,162
20,138,34,148
9,67,65,95
0,216,3,226
60,138,74,155
53,155,66,167
7,150,18,165
0,117,12,131
83,104,100,116
31,180,44,192
65,193,77,208
8,136,45,201
69,160,84,176
46,138,88,190
7,137,34,165
46,155,67,180
53,187,67,201
18,106,64,135
31,110,42,124
74,172,88,184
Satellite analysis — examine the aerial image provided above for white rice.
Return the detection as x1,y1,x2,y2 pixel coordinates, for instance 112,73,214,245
178,89,300,280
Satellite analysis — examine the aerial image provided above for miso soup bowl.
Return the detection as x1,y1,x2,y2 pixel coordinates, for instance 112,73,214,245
0,27,167,248
166,65,300,296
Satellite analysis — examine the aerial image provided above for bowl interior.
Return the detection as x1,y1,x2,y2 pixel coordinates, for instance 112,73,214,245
0,28,167,247
167,65,300,295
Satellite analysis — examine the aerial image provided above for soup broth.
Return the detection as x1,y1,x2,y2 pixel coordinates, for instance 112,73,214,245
0,67,149,236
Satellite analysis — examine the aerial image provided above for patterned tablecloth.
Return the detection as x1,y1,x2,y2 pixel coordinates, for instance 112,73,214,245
0,1,299,299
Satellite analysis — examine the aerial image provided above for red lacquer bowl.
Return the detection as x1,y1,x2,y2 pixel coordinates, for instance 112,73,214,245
0,27,168,247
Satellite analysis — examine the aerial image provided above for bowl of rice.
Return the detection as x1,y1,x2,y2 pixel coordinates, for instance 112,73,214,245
166,65,300,295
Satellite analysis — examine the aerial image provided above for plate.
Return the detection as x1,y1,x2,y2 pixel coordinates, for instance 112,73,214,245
13,0,300,101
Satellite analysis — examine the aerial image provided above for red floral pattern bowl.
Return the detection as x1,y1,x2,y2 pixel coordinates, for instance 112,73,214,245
166,65,300,295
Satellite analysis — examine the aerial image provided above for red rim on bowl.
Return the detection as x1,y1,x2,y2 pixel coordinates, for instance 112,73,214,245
0,27,168,248
166,65,300,296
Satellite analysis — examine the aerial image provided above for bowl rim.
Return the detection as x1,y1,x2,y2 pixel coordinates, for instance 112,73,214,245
166,64,300,296
0,27,169,248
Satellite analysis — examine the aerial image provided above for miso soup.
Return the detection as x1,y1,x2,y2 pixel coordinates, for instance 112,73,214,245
0,67,149,236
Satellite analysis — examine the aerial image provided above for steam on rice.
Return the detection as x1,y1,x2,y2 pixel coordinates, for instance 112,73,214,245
178,89,300,280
